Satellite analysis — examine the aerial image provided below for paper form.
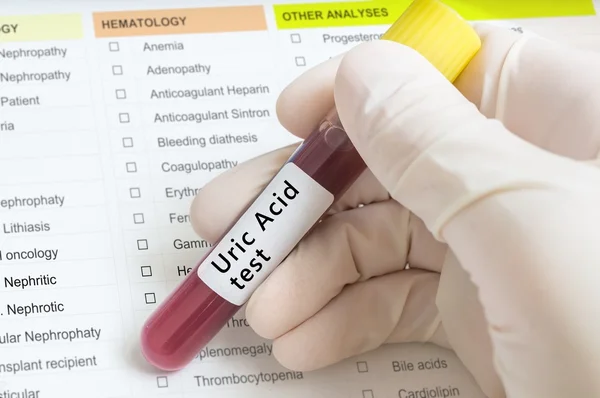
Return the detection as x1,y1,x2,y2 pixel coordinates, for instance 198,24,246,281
1,1,599,397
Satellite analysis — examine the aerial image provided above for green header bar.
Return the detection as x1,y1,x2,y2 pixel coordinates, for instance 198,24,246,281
273,0,596,29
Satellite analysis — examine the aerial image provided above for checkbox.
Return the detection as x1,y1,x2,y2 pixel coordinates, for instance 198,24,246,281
129,187,141,198
126,162,137,173
290,33,301,43
112,65,123,75
156,376,168,388
137,239,148,250
362,390,374,398
356,361,368,373
133,213,145,224
116,89,126,99
140,265,152,277
119,113,130,123
109,42,119,52
295,56,306,66
145,292,156,304
122,137,133,148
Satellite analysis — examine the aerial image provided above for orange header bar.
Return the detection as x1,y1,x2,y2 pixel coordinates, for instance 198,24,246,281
93,6,267,38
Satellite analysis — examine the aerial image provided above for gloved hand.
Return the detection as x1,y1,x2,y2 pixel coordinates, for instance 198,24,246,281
189,23,600,398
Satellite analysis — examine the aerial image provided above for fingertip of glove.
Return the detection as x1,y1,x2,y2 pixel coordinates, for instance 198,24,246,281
334,40,431,90
276,54,344,138
189,183,219,241
470,21,521,40
333,40,452,112
189,145,299,242
332,40,464,148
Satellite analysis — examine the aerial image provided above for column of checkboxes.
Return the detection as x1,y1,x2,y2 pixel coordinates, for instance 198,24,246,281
140,232,154,303
116,42,132,148
119,112,132,162
108,41,141,216
108,41,132,142
109,42,127,96
108,40,156,317
290,33,306,67
137,237,154,302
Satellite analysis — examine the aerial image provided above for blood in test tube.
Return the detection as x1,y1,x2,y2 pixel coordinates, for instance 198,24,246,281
140,108,366,371
140,0,482,371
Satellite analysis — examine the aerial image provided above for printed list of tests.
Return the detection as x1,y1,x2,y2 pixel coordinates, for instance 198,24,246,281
0,4,486,398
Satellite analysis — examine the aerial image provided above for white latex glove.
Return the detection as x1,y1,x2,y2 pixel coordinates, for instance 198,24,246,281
190,24,600,398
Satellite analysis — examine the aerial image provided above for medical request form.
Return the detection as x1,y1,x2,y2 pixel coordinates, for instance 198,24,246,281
1,0,599,397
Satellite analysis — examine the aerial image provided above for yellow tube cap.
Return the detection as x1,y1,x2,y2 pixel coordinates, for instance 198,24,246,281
382,0,481,82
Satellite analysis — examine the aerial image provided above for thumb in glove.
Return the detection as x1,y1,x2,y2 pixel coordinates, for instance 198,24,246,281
327,38,600,398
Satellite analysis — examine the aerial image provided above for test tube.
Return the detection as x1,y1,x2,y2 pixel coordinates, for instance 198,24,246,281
140,0,482,371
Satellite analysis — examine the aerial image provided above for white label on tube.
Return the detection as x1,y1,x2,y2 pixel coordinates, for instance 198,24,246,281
197,162,334,306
